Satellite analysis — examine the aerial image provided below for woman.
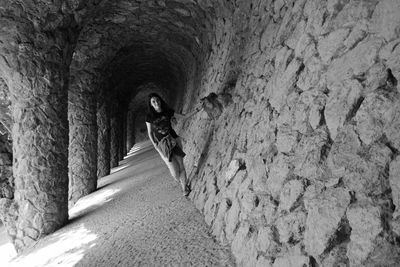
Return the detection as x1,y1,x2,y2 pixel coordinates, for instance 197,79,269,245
145,93,201,196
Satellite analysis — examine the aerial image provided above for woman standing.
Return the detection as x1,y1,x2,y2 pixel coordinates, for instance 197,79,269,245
145,93,201,196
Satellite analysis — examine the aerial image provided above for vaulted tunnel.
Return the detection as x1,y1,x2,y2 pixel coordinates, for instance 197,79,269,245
66,0,220,207
1,0,400,266
0,0,230,252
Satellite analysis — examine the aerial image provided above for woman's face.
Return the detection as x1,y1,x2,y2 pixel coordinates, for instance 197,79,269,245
150,97,161,111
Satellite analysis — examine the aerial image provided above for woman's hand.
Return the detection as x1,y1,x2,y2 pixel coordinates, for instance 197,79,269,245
174,103,203,120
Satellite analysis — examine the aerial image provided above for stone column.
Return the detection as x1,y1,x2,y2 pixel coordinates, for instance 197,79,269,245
0,134,16,244
116,110,125,161
121,110,127,157
0,30,75,251
126,109,134,152
97,86,111,179
68,72,98,208
110,104,119,168
0,134,13,199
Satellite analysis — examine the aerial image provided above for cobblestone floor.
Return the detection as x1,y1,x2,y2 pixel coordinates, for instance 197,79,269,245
4,141,235,267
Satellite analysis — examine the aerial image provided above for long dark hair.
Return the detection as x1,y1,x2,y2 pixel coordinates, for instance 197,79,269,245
147,93,171,116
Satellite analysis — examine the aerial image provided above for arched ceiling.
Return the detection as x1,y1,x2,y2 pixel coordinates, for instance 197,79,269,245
71,0,233,108
0,0,234,122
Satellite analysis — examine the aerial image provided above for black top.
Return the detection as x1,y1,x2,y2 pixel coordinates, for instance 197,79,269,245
145,108,178,141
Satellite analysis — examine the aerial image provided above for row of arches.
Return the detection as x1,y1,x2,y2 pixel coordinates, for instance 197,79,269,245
0,0,232,252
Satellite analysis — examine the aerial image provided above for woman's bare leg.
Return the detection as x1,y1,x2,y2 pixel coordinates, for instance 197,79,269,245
156,148,187,193
173,154,187,192
159,153,180,183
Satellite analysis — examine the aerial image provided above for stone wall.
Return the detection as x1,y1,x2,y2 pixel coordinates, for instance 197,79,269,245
0,133,15,242
179,0,400,266
97,86,111,179
0,0,399,261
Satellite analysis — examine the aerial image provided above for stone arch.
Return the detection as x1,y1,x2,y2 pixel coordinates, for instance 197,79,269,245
0,0,237,253
64,1,233,183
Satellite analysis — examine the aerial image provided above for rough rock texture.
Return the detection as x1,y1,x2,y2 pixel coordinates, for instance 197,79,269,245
390,156,400,238
97,86,111,179
304,188,350,257
347,198,382,266
0,0,399,263
120,111,127,158
68,72,99,208
0,134,12,200
179,0,400,266
0,133,15,244
0,29,75,251
126,110,135,151
0,78,11,133
0,0,105,251
110,106,120,169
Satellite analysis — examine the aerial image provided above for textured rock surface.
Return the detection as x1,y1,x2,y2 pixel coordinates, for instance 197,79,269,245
390,156,400,218
347,199,382,266
304,188,350,257
0,0,399,263
0,20,77,250
97,86,111,179
0,133,15,244
68,72,99,208
126,110,135,151
179,0,400,266
0,134,12,200
110,105,120,169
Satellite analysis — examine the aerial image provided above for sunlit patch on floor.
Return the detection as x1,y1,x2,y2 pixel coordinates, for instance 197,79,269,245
0,237,17,266
125,140,153,158
69,188,121,219
8,225,97,267
110,164,130,174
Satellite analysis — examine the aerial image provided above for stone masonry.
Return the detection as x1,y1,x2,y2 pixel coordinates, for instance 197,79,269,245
181,0,400,266
0,0,398,265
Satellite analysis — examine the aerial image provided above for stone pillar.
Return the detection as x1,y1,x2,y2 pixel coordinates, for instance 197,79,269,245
0,134,16,243
0,134,13,199
122,110,127,157
110,104,119,168
68,72,98,208
126,110,134,152
0,30,75,251
97,87,111,179
116,110,125,161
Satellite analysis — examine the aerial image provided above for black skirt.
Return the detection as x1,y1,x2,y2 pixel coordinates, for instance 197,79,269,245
172,144,186,159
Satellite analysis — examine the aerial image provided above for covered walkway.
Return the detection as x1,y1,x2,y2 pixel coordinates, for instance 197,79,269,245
1,141,235,267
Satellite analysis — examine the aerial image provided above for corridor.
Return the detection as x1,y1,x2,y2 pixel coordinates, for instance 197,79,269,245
1,1,400,265
2,141,235,267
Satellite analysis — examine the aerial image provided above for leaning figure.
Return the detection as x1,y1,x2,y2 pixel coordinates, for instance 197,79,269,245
145,93,202,196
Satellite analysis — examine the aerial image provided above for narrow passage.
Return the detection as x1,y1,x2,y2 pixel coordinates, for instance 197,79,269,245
6,141,235,267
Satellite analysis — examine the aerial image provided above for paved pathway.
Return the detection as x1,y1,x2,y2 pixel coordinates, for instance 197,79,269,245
3,141,235,267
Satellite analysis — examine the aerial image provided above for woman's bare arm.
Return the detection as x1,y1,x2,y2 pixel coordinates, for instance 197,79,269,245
174,103,203,120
